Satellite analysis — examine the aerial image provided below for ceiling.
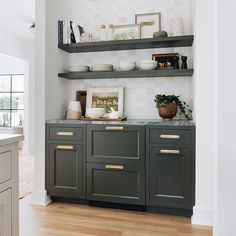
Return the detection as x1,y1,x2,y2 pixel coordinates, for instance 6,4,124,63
0,0,35,41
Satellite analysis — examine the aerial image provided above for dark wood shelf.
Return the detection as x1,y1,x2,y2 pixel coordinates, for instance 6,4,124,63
58,35,194,53
58,69,194,80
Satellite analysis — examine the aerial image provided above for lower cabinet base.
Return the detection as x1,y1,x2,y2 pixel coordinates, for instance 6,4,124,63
51,197,193,217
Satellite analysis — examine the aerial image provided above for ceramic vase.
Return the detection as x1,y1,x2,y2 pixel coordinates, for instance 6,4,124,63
170,17,184,36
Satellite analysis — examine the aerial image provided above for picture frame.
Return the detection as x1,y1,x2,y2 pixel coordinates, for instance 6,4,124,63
152,53,180,69
135,12,161,38
86,87,124,116
113,24,141,40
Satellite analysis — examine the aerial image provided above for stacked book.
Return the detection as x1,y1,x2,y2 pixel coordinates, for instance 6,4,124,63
58,20,84,44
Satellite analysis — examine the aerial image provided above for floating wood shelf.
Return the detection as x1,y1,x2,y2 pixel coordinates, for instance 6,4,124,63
58,35,194,53
58,69,194,80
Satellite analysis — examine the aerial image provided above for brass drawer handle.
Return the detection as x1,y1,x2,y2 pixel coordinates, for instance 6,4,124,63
105,164,124,170
105,126,124,131
160,149,180,155
57,145,74,150
56,132,74,136
160,134,180,139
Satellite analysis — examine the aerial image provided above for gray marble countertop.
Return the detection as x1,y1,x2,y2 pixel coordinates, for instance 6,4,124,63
46,119,195,126
0,134,24,146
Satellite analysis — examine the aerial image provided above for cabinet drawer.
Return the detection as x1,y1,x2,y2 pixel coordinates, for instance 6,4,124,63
87,125,145,164
87,163,145,205
49,126,83,141
149,128,191,147
0,151,12,184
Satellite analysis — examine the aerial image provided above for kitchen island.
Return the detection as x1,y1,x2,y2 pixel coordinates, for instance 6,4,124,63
0,134,24,236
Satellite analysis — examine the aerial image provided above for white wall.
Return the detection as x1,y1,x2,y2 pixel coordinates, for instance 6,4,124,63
191,0,217,226
67,0,193,119
215,0,236,235
0,54,24,74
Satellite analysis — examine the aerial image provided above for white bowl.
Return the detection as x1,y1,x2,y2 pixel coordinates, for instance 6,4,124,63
91,64,114,72
119,62,136,71
109,111,120,119
139,63,157,70
140,60,157,64
86,108,106,118
68,65,89,72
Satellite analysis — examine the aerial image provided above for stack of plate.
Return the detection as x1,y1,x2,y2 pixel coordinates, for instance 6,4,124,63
91,64,113,72
68,65,89,72
138,60,157,71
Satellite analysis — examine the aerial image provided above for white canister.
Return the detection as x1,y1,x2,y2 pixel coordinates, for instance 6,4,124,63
68,101,81,112
170,17,184,36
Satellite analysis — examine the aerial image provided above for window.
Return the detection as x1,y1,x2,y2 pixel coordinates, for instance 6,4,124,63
0,74,24,127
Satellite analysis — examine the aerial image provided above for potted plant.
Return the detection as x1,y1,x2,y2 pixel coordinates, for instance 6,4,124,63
154,94,192,120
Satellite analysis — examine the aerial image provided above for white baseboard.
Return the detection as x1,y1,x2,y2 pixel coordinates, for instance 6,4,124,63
191,206,213,226
30,189,51,206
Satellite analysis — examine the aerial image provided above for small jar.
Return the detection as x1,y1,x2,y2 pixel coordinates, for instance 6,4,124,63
107,24,114,40
100,24,106,41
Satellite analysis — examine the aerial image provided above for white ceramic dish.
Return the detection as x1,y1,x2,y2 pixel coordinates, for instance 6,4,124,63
86,108,106,118
68,65,89,72
119,62,136,71
140,60,157,64
139,63,157,71
91,64,114,72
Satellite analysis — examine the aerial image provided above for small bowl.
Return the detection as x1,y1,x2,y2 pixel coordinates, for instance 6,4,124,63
139,62,157,70
68,65,89,72
109,112,120,119
119,62,136,71
86,108,105,118
140,60,157,64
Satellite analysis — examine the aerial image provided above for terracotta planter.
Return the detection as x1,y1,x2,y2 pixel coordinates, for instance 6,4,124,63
158,102,177,120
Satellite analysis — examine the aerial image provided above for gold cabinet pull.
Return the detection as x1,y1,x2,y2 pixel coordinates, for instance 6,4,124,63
160,134,180,139
105,126,124,131
56,132,74,136
160,149,180,155
105,164,124,170
57,145,74,150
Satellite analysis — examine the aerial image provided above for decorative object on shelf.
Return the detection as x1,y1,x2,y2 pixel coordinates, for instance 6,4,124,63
107,24,114,40
170,17,184,36
138,60,157,70
86,108,106,118
81,32,92,42
76,91,87,116
153,30,168,38
152,53,180,69
90,64,113,72
108,107,121,119
154,94,192,120
181,56,188,69
80,116,127,121
86,87,124,117
113,24,141,40
135,12,161,38
100,24,106,41
119,62,136,71
66,101,82,120
68,65,89,72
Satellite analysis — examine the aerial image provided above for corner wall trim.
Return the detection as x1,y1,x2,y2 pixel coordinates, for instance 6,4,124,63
191,206,213,226
30,189,51,206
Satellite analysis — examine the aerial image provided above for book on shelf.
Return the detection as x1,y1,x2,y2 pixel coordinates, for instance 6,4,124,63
58,20,84,45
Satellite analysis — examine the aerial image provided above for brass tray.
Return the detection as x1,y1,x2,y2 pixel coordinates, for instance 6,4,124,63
80,116,127,121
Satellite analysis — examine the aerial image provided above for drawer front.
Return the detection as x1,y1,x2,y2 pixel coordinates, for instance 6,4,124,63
87,125,145,164
87,163,145,205
49,126,83,141
149,128,191,147
0,151,12,184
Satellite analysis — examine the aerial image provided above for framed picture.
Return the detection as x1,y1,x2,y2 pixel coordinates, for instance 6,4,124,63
135,12,161,38
86,87,124,116
152,53,180,69
113,24,141,40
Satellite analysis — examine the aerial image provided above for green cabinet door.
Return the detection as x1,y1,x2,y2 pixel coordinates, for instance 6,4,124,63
47,143,85,198
87,162,145,205
148,147,191,209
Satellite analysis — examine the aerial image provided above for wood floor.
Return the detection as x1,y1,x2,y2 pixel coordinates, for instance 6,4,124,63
20,197,212,236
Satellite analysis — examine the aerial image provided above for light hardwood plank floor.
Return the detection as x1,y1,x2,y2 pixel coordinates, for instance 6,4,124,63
20,197,212,236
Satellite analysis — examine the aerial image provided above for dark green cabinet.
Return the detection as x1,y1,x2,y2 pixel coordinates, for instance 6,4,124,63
86,125,145,205
46,125,86,199
146,126,195,210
